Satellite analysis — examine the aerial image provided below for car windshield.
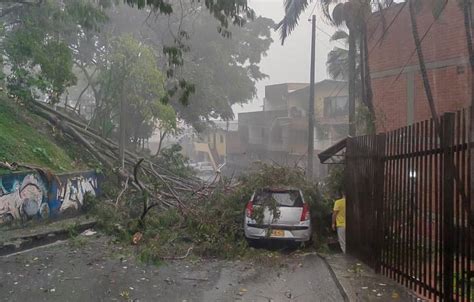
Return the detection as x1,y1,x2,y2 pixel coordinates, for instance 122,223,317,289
253,190,303,207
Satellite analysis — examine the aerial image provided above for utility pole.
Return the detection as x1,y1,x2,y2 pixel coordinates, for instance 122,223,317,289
307,15,316,181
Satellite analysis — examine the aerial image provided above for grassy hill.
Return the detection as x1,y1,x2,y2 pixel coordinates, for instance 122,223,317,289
0,96,89,173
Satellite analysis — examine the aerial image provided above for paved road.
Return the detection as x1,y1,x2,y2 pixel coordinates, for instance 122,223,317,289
0,235,344,302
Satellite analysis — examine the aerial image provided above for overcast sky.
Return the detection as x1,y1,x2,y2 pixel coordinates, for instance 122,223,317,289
232,0,341,115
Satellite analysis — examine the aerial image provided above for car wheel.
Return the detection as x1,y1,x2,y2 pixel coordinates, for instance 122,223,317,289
246,238,258,248
300,236,314,249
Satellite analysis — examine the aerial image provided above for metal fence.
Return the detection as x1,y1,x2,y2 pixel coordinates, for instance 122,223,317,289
345,110,473,302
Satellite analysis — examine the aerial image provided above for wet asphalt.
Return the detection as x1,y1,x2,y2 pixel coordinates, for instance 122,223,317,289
0,235,344,302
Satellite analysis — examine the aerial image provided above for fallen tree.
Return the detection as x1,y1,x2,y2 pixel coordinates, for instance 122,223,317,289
14,98,230,217
89,162,331,261
9,99,332,261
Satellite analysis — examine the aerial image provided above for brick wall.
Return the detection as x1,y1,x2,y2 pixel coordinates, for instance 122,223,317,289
368,0,471,132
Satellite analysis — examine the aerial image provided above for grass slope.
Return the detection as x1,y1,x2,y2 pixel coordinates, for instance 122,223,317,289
0,96,87,173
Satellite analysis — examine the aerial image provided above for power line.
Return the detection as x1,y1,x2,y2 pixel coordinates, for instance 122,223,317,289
323,1,408,100
320,2,416,123
308,2,318,19
329,82,347,98
304,2,347,47
316,25,334,39
316,25,347,47
368,1,408,54
325,3,415,104
374,4,445,106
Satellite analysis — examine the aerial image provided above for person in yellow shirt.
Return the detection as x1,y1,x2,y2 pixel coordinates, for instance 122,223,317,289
332,193,346,253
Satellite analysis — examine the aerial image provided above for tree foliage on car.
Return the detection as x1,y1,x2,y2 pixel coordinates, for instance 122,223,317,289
250,193,281,227
90,163,332,262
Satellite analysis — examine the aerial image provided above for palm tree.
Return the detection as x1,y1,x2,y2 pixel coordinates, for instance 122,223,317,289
276,0,387,135
332,1,360,135
326,30,351,81
326,30,363,93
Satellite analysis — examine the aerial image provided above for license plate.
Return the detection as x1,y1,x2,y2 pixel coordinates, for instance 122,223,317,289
271,229,284,237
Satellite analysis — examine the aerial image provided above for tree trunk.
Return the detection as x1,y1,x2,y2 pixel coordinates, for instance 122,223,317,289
362,21,375,118
119,95,126,170
409,0,470,216
74,82,90,112
408,0,440,130
348,25,357,136
155,129,168,157
359,33,366,113
461,0,474,249
461,0,474,107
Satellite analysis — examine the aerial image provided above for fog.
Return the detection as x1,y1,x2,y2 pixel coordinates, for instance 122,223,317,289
233,0,341,114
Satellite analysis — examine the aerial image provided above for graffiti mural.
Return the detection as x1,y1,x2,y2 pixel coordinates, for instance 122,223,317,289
0,174,47,223
57,175,98,213
0,170,100,224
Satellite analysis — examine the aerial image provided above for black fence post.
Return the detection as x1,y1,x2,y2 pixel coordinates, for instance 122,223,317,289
442,112,455,302
469,106,474,302
345,137,353,255
374,133,386,273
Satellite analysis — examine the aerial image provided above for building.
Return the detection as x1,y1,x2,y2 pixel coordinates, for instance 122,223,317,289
368,0,471,132
228,80,348,179
185,121,238,170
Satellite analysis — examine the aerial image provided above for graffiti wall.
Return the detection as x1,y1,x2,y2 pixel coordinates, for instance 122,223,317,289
0,170,100,224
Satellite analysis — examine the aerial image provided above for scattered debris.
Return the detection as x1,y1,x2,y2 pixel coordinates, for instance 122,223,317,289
81,229,97,236
119,290,130,299
160,246,194,260
182,277,209,282
132,232,143,245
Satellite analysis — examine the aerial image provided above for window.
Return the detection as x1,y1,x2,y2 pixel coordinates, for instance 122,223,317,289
272,125,283,143
324,96,349,118
253,189,303,207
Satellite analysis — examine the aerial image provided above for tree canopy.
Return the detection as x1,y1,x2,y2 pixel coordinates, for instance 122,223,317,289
3,0,108,103
94,35,167,147
0,0,274,148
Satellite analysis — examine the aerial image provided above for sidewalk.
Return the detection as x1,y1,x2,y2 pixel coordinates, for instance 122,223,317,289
321,253,424,302
0,216,96,256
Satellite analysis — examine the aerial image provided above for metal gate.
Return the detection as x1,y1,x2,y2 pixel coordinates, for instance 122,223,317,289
345,110,473,301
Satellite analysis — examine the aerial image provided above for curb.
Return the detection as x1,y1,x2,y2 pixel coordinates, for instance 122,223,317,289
317,253,350,302
0,220,96,256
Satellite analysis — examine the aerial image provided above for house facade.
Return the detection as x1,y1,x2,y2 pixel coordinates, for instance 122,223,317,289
227,80,348,179
182,121,238,170
368,0,471,132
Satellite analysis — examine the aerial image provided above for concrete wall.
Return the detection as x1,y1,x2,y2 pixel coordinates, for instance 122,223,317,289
264,83,309,111
0,170,101,224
